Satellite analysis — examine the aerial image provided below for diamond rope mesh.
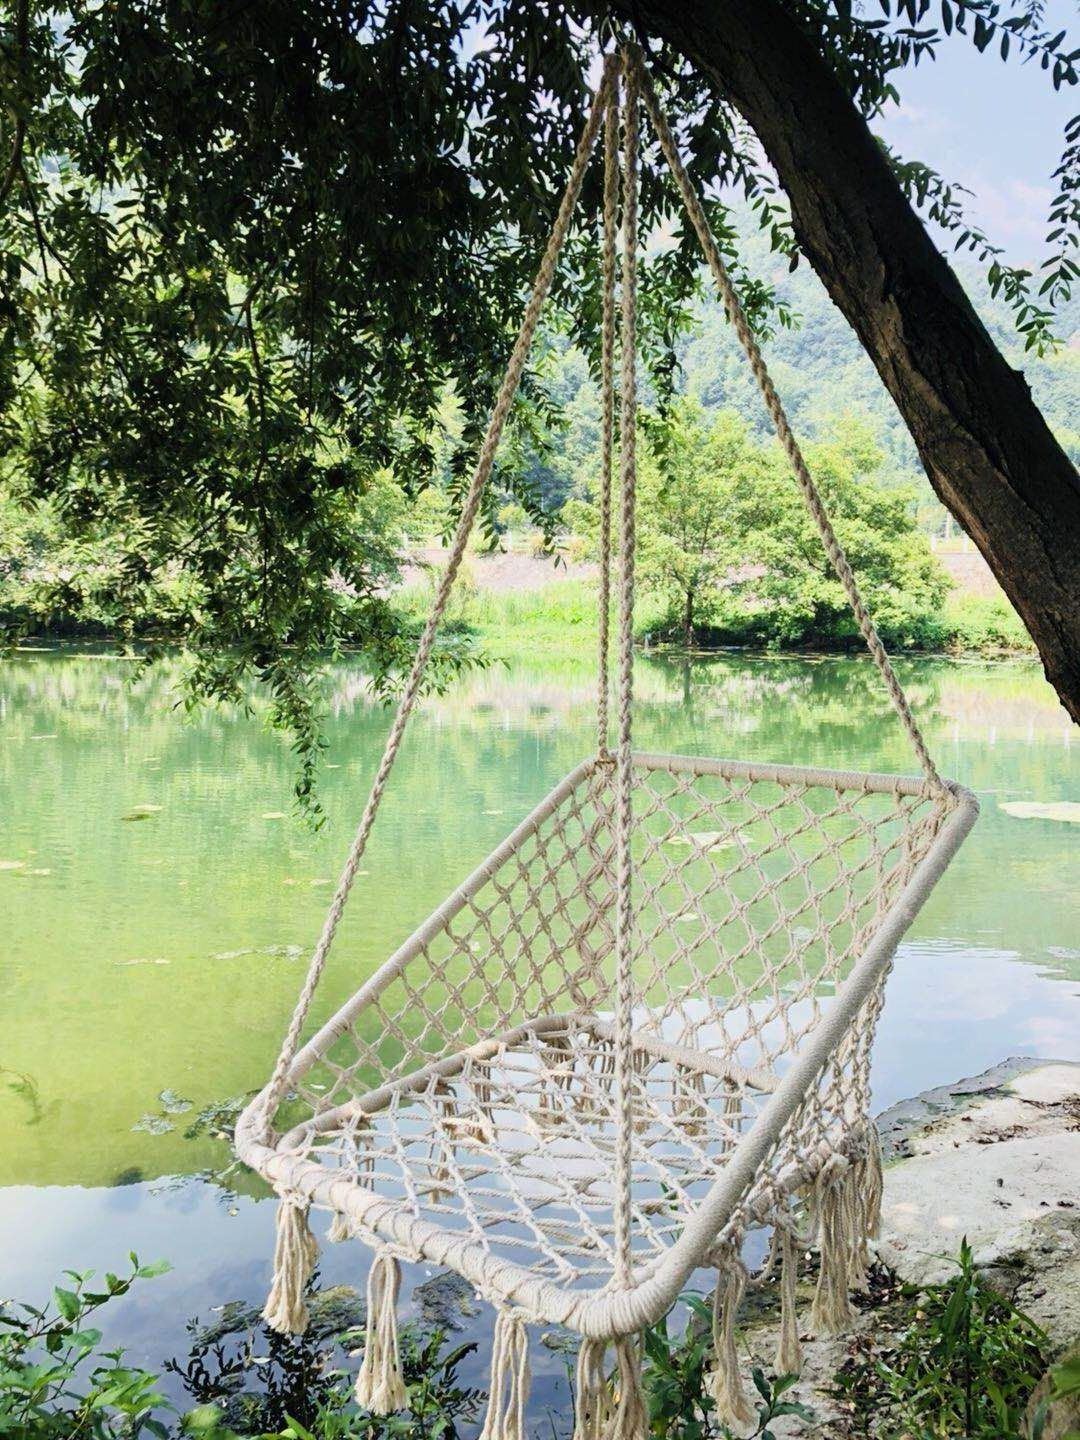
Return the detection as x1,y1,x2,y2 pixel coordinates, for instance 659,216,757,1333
249,755,963,1311
235,48,977,1340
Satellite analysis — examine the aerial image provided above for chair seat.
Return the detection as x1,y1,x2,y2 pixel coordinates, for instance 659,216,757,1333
272,1013,777,1292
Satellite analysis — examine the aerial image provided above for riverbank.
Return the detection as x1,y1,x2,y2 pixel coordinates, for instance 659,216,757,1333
729,1058,1080,1438
397,565,1034,659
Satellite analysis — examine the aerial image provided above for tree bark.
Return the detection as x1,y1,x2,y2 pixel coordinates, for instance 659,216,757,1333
619,0,1080,723
684,589,695,650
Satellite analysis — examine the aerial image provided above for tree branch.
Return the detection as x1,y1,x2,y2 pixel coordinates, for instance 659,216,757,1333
620,0,1080,723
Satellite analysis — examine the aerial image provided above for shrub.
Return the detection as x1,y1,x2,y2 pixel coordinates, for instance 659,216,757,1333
0,1254,173,1439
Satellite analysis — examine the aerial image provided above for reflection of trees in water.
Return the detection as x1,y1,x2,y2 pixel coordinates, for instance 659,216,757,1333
638,652,946,761
164,1280,482,1435
6,645,1065,756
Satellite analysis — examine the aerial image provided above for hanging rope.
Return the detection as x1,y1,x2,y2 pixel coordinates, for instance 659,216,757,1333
236,44,975,1390
612,51,641,1294
632,53,944,795
257,56,621,1135
595,68,620,759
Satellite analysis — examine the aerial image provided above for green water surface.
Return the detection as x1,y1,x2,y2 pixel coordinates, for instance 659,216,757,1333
1,645,1077,1192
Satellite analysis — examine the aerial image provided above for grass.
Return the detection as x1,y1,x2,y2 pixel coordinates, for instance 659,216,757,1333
831,1241,1049,1439
399,578,1034,659
397,577,604,657
936,591,1033,654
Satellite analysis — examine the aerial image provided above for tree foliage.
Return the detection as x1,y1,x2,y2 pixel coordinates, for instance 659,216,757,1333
0,0,1076,803
572,402,949,650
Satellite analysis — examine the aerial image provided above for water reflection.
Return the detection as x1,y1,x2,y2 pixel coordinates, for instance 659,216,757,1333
1,644,1076,1199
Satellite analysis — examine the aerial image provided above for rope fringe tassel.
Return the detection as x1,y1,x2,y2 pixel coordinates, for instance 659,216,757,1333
354,1252,407,1414
610,1336,648,1440
572,1338,614,1440
571,1336,646,1440
810,1155,856,1335
709,1253,754,1432
848,1126,884,1291
478,1311,531,1440
327,1210,353,1244
775,1225,804,1377
262,1194,318,1335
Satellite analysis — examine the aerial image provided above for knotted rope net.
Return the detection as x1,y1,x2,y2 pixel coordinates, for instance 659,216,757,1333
236,47,977,1438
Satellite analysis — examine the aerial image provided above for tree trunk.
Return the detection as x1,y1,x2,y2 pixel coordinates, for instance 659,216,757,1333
684,589,695,650
619,0,1080,724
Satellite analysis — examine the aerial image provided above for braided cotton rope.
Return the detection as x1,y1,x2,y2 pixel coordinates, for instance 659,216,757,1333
612,54,641,1292
595,73,620,759
259,58,620,1132
633,55,944,794
239,55,973,1356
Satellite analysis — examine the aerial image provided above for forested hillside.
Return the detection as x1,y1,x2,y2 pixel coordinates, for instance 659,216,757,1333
528,216,1080,525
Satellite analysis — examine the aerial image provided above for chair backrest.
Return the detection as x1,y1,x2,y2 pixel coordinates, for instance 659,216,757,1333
286,752,952,1128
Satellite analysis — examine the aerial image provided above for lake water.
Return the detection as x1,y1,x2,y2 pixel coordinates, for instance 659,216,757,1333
1,645,1077,1417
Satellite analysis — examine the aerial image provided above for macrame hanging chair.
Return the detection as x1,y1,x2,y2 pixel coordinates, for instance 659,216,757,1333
236,48,978,1438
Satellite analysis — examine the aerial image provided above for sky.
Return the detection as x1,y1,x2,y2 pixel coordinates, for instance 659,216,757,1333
876,6,1076,265
461,7,1077,270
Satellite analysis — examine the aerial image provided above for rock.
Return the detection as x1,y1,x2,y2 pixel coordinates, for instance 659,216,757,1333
1026,1343,1080,1440
730,1060,1080,1436
306,1283,366,1341
414,1269,480,1330
877,1058,1080,1350
191,1299,263,1347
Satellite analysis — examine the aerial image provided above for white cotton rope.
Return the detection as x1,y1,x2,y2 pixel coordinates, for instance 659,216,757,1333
609,1335,648,1440
573,1338,615,1440
354,1251,407,1413
258,54,622,1134
612,48,641,1299
634,55,944,797
478,1311,531,1440
237,42,973,1397
709,1242,754,1431
261,1193,318,1335
775,1223,804,1376
596,71,620,759
809,1153,857,1335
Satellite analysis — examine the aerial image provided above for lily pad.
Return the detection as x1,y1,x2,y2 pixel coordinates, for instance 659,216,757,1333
131,1113,174,1135
1000,800,1080,824
158,1088,193,1115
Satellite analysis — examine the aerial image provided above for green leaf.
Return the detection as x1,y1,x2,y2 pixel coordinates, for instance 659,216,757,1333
52,1288,81,1322
135,1259,172,1279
